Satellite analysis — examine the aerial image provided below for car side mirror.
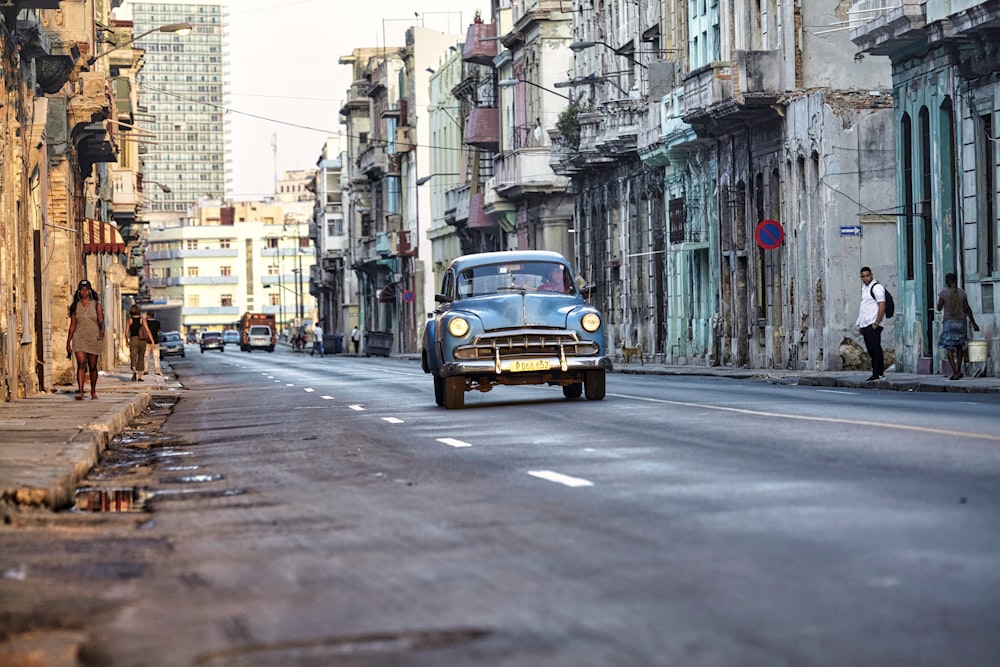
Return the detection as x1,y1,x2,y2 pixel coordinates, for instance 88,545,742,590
579,284,597,299
435,293,452,304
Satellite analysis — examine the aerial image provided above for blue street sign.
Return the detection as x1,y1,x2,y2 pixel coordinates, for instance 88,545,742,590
840,225,863,237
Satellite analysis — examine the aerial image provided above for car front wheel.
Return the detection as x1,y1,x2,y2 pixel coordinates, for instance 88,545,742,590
584,370,605,401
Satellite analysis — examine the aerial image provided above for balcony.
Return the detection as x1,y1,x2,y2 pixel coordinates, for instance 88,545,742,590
577,111,616,168
464,107,499,151
849,0,928,55
109,168,139,218
445,184,471,226
593,99,644,157
494,148,569,199
680,57,781,137
358,143,387,179
463,21,497,66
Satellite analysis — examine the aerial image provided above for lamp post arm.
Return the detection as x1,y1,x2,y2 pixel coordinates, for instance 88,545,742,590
87,22,192,66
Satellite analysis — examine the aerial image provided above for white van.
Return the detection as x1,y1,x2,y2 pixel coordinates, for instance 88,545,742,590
246,325,274,352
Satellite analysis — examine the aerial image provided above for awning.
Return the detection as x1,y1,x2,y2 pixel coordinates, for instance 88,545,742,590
83,219,126,255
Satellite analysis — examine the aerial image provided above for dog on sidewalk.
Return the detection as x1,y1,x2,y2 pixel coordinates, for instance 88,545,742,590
621,342,643,365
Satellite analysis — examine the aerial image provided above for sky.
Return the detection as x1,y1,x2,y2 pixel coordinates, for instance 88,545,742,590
119,0,484,200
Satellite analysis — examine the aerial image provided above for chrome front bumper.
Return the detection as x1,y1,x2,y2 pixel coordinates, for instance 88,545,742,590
440,355,612,377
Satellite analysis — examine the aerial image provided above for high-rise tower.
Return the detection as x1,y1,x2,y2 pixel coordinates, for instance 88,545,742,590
133,1,226,210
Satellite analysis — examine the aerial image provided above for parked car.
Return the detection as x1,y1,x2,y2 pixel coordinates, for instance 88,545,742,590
200,331,224,353
421,250,611,409
223,329,240,346
158,331,185,358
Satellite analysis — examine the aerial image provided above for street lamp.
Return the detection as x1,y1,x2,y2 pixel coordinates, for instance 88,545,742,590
568,39,649,68
498,77,571,100
416,173,461,186
87,22,193,67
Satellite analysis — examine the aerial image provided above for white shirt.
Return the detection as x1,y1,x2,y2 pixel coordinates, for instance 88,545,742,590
313,325,323,338
856,281,885,328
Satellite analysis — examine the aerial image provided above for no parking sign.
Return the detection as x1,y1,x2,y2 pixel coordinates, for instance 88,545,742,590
754,219,784,250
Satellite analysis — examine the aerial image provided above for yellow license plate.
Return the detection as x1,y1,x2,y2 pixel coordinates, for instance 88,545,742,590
509,359,551,372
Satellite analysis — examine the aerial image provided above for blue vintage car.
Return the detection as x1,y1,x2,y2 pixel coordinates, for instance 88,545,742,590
421,250,612,409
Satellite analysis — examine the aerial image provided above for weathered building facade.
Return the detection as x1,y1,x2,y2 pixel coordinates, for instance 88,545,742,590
553,0,897,370
1,0,150,401
852,0,1000,376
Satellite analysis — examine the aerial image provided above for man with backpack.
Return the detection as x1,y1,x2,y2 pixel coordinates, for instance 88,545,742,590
856,266,889,382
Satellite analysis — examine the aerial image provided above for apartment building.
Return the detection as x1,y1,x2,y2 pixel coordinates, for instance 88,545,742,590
145,201,312,336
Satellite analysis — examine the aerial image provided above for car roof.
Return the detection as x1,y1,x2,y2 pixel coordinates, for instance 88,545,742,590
446,250,569,274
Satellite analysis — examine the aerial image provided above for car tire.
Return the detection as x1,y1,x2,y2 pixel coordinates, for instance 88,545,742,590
584,370,605,401
200,348,205,354
562,382,583,399
433,373,445,407
220,348,224,353
443,376,464,409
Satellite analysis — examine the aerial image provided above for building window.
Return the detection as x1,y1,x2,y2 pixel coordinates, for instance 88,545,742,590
267,264,279,275
187,266,199,277
221,266,231,276
187,294,200,308
221,294,233,307
266,237,279,249
186,239,198,250
976,109,996,276
269,293,280,306
220,238,231,249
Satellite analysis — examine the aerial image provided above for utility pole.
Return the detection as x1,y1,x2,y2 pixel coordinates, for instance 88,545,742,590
271,133,278,197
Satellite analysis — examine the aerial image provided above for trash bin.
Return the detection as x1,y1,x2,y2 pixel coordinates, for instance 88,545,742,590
364,330,393,357
324,333,343,354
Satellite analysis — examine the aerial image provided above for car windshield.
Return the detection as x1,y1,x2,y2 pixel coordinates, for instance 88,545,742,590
249,326,270,335
456,261,573,297
162,332,181,341
203,332,221,339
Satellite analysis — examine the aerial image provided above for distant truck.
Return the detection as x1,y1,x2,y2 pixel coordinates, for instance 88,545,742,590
238,312,276,352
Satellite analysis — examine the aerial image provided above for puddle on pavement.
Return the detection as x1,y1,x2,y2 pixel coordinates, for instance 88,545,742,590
68,396,232,513
74,486,150,512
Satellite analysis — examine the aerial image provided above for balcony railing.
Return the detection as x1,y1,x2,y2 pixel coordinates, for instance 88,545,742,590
358,143,387,178
849,0,928,54
594,99,644,157
494,148,568,198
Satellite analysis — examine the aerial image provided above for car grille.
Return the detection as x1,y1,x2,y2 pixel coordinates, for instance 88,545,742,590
453,328,599,361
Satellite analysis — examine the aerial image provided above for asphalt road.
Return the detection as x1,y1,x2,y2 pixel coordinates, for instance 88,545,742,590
5,347,1000,666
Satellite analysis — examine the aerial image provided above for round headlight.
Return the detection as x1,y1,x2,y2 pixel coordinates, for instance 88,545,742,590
581,313,601,332
448,317,470,337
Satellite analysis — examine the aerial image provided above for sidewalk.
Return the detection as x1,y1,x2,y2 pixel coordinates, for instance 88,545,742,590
0,362,181,510
1,356,996,511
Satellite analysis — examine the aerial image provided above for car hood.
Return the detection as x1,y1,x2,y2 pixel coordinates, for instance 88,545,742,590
452,293,587,331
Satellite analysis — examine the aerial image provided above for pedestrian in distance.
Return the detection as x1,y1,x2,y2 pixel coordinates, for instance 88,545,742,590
351,325,361,354
127,304,155,382
311,322,325,357
145,311,162,378
937,272,980,380
67,279,105,400
856,266,887,383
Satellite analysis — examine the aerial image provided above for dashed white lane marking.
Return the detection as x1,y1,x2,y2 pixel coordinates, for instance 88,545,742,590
348,404,365,411
437,437,471,448
286,383,295,386
303,388,315,393
321,395,334,400
609,393,1000,442
528,470,594,488
816,389,855,395
382,417,404,424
